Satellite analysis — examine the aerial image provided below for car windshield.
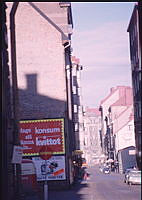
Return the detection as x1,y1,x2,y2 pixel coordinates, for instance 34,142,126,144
125,169,131,173
129,171,141,176
104,168,109,170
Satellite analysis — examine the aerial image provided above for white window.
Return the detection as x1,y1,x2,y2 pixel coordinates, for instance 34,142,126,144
78,87,81,96
75,123,78,131
73,86,77,94
139,72,141,81
74,104,78,113
78,106,82,113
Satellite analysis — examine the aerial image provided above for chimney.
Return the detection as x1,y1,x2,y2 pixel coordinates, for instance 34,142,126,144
110,87,115,93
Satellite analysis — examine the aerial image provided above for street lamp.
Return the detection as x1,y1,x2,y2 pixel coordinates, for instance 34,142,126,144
99,106,105,154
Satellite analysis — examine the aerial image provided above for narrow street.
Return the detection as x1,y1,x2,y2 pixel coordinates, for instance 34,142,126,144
2,3,141,200
48,165,141,200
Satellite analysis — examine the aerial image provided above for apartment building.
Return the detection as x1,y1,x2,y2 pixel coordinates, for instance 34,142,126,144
71,56,84,150
6,2,75,190
83,107,102,165
127,2,142,170
99,86,136,172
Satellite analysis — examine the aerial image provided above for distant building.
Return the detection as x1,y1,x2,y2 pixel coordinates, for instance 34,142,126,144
99,86,137,173
83,107,102,165
127,2,142,170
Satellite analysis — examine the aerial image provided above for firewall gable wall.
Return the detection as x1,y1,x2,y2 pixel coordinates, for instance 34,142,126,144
7,2,70,119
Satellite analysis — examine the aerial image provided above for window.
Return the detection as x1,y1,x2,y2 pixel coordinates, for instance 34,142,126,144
73,76,77,86
139,72,141,81
75,123,79,131
78,106,82,113
78,87,81,96
74,104,78,113
73,86,76,94
128,125,132,131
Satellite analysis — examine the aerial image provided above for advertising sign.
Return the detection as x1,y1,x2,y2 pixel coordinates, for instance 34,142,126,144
129,150,136,155
20,118,65,156
32,156,66,181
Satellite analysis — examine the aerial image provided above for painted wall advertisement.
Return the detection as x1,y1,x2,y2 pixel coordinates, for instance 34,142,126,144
19,118,65,156
32,156,66,181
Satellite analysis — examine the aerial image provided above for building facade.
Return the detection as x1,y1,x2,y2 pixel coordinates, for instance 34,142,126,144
71,56,84,151
99,86,137,172
127,2,142,170
83,107,102,165
6,2,76,190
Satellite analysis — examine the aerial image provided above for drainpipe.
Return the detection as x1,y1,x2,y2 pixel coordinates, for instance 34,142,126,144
10,3,22,200
64,41,76,151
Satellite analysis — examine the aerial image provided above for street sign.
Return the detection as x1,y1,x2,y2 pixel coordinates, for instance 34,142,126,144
11,145,23,164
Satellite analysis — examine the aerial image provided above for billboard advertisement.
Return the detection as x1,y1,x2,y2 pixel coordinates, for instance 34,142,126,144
32,156,66,181
20,118,65,156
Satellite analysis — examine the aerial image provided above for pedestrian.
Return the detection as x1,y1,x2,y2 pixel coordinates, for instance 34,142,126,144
83,172,87,180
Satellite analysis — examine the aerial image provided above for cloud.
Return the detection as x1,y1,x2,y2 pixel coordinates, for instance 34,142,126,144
72,21,132,107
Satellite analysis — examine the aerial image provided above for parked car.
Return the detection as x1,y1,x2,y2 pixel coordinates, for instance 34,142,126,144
103,167,111,174
126,170,141,185
99,166,104,172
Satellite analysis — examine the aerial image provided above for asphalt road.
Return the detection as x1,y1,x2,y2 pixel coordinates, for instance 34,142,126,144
48,165,141,200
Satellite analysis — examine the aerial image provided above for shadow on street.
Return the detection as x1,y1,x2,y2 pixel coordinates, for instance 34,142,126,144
48,182,89,200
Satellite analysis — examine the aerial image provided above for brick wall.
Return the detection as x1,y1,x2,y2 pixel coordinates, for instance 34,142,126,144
7,2,70,119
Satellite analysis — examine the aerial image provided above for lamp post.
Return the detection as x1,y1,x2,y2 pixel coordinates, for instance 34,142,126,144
108,107,115,160
99,106,105,154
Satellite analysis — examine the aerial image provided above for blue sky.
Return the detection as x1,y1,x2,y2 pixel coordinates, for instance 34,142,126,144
71,2,136,108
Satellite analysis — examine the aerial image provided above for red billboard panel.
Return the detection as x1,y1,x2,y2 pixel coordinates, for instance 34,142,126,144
19,118,65,156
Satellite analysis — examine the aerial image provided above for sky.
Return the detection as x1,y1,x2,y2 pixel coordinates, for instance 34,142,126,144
71,2,136,108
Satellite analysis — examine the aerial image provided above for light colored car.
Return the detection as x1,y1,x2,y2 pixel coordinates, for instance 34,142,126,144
124,168,134,183
99,166,104,172
103,167,111,174
127,170,141,185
